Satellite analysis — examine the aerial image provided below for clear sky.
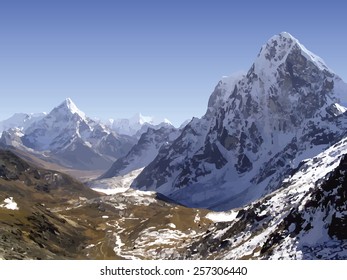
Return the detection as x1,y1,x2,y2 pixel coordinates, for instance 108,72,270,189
1,0,346,126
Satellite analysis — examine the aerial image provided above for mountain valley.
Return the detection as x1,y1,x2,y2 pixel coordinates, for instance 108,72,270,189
1,32,347,260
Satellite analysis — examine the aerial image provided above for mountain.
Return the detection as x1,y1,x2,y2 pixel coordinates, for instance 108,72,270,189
100,124,180,179
2,137,346,260
184,135,347,259
2,98,136,171
0,148,104,259
0,113,46,133
108,113,173,137
1,128,25,148
131,32,347,210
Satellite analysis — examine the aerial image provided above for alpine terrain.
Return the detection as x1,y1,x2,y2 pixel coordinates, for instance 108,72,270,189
1,32,347,260
132,32,347,211
185,136,347,259
100,125,180,179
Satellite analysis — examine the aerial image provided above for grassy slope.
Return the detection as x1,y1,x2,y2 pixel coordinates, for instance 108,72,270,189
0,149,212,260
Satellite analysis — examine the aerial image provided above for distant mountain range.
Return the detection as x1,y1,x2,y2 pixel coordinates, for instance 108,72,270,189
0,98,175,171
0,112,46,133
106,113,172,137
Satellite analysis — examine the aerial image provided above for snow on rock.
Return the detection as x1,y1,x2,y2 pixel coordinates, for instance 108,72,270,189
254,32,331,77
100,125,180,179
63,98,86,119
89,168,144,195
132,32,347,211
185,136,347,260
206,210,239,223
167,223,176,229
0,113,46,134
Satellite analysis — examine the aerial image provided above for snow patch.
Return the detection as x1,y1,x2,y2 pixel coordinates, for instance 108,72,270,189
206,210,238,222
90,168,144,195
64,98,86,118
0,197,19,210
85,244,95,249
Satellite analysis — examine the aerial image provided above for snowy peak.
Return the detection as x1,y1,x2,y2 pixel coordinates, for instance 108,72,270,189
163,118,172,125
109,113,173,136
244,32,347,120
53,98,86,119
12,98,137,170
24,98,90,139
254,32,330,75
129,113,172,126
22,98,94,151
131,32,347,210
131,113,153,125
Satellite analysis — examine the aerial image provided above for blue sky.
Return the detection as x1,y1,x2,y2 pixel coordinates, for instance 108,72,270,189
1,0,346,126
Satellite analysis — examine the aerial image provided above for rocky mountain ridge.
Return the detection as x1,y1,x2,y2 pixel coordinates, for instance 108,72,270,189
131,32,347,210
100,125,180,179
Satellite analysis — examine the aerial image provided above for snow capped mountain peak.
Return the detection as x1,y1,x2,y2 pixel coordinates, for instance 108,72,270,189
10,98,137,170
131,113,153,125
278,31,294,39
162,118,172,125
108,113,173,136
55,98,86,119
254,32,330,76
132,32,347,211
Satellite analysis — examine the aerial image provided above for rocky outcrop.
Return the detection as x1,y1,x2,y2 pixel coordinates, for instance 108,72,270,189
183,137,347,259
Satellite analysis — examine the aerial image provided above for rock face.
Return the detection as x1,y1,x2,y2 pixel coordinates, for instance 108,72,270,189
2,98,136,170
132,32,347,210
100,125,180,179
184,136,347,260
